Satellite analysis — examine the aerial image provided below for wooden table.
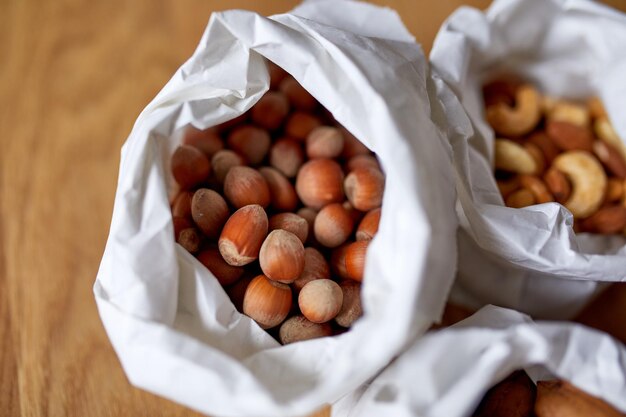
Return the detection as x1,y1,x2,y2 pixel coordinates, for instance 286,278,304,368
2,1,624,416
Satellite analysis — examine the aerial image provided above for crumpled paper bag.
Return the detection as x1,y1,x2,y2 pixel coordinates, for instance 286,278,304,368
94,1,459,416
429,0,626,319
333,305,626,417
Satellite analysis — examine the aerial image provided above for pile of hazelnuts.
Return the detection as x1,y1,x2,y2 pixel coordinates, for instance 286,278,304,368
169,62,384,344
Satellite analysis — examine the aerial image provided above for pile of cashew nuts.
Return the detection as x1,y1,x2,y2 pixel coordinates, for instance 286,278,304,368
485,78,626,235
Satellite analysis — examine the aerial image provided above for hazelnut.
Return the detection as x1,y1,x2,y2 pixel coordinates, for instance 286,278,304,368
197,248,243,286
225,274,252,312
269,213,309,244
279,77,317,111
295,159,344,209
314,203,354,248
330,243,351,280
182,127,224,158
223,166,271,209
306,126,344,159
285,112,322,141
218,204,268,266
177,227,201,254
344,166,385,211
173,216,193,239
268,62,288,90
259,167,299,212
345,154,380,173
243,275,292,329
345,240,369,282
298,279,343,323
251,92,289,130
227,125,271,165
216,113,248,133
171,145,211,189
292,247,330,294
279,315,333,344
191,189,229,239
259,230,305,284
296,207,317,242
335,280,362,328
211,149,245,183
339,127,370,158
269,138,304,178
343,201,365,225
356,208,381,241
171,191,193,219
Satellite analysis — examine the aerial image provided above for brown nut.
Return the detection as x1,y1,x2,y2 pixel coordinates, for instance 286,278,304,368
306,126,345,159
269,213,309,244
595,118,626,164
197,247,243,286
295,159,345,209
296,207,317,243
211,149,246,183
279,77,317,111
340,126,370,158
251,91,289,130
524,143,546,175
519,175,554,204
472,371,536,417
505,188,536,208
527,131,561,164
278,315,333,345
592,140,626,179
182,127,224,158
227,125,271,165
173,216,193,240
216,113,248,133
544,168,571,204
268,61,288,90
223,166,271,209
546,120,594,152
172,191,193,219
344,166,385,211
285,112,322,141
191,189,230,239
604,178,624,204
314,203,354,248
291,247,330,294
218,204,268,266
356,208,381,241
575,283,626,345
486,84,542,137
343,201,365,225
482,77,522,107
345,240,369,282
171,145,211,189
259,167,299,212
299,279,343,323
177,227,201,254
547,101,590,127
330,243,352,280
335,280,362,328
535,380,624,417
269,138,304,178
580,205,626,234
494,139,537,175
225,274,253,312
243,275,292,329
497,176,521,200
345,154,380,173
259,230,305,284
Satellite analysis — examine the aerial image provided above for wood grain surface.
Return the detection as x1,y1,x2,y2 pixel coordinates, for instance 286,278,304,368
1,1,624,416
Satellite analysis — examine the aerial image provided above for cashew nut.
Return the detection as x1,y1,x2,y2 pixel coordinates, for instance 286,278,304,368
553,151,607,218
547,101,589,127
486,84,542,137
494,139,537,174
594,117,626,165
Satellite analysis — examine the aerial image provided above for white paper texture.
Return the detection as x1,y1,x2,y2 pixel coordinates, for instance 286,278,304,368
94,1,459,416
336,305,626,417
429,0,626,319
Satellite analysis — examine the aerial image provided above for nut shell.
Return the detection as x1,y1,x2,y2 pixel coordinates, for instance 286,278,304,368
227,125,271,165
335,281,362,328
356,208,381,241
197,248,243,286
345,240,369,282
292,247,330,294
314,203,354,248
243,275,292,329
285,112,322,140
279,315,332,344
223,166,271,209
298,279,343,323
171,145,211,189
306,126,344,159
295,159,344,209
251,92,289,130
279,77,317,111
269,212,309,244
259,230,305,284
172,191,193,219
211,149,245,183
269,138,304,178
183,127,224,158
344,166,385,211
191,189,229,238
259,167,299,212
218,204,268,266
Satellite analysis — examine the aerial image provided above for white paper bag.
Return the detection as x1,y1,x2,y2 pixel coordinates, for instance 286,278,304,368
429,0,626,319
93,1,459,415
335,305,626,417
